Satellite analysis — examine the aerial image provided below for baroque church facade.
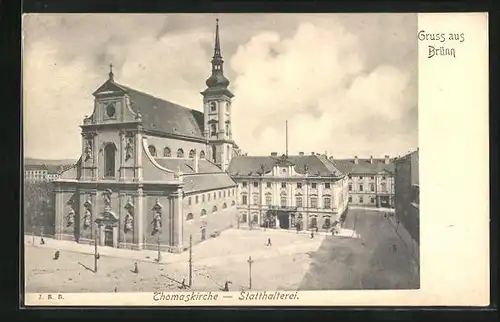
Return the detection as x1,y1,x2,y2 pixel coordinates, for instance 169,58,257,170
53,20,239,252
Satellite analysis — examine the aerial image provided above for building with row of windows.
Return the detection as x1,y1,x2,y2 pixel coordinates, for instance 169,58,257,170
228,152,350,232
24,164,70,182
53,20,239,252
335,156,395,208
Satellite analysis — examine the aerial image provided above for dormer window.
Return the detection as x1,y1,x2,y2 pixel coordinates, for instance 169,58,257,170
210,101,217,112
148,145,157,157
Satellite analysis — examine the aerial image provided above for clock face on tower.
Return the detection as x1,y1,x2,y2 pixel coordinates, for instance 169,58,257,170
106,102,116,118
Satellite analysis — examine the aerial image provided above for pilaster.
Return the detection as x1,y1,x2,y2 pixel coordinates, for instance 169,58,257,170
54,188,63,239
134,187,144,250
135,130,143,181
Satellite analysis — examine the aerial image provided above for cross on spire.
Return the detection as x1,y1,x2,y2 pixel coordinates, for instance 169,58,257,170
108,63,114,81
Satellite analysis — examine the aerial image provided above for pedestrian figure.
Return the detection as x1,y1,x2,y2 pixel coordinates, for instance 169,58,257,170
53,250,60,260
133,262,139,274
181,278,187,289
40,237,45,245
310,231,314,239
96,253,100,260
114,286,118,292
266,238,272,246
392,244,397,252
222,281,232,292
315,227,319,233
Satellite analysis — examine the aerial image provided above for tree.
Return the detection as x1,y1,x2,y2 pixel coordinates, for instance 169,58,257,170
24,181,55,235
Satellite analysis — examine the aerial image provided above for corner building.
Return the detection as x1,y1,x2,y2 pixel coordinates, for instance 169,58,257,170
228,152,350,232
53,20,239,252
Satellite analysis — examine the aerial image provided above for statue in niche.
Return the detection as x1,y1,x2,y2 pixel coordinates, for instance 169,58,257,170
83,200,92,229
124,198,134,233
125,137,134,161
67,208,75,227
151,211,162,234
103,190,112,210
84,138,93,161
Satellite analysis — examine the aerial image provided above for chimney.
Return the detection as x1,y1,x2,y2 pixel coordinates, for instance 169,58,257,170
384,155,390,164
194,151,199,173
271,152,278,157
299,152,304,156
354,156,358,164
370,156,374,164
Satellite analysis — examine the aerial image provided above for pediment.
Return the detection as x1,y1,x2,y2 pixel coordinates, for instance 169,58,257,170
92,80,127,97
96,210,119,224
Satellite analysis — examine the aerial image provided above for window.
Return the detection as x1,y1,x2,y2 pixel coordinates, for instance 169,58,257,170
241,213,247,223
188,197,192,205
348,184,352,191
359,196,364,203
310,217,318,228
164,147,171,157
297,182,302,189
266,182,272,188
225,123,229,135
253,181,258,188
186,213,194,221
208,194,211,201
210,101,217,112
210,124,217,136
148,145,157,156
323,197,331,209
212,145,217,162
359,176,363,179
201,209,207,217
323,217,331,229
382,176,386,180
280,194,287,208
311,183,317,189
200,150,205,159
370,183,375,192
253,194,259,205
195,195,199,204
381,182,387,192
214,192,217,199
370,176,375,180
359,185,363,192
219,191,222,198
242,195,248,205
281,182,286,188
253,215,258,223
202,194,205,202
265,193,272,205
222,203,227,209
104,143,115,177
212,206,217,213
242,182,247,188
310,197,318,208
371,198,375,204
325,183,330,189
177,149,184,158
296,196,303,207
189,149,196,158
348,174,352,179
348,196,352,202
226,102,230,112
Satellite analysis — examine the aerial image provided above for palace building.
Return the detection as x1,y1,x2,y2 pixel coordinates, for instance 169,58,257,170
53,20,239,252
228,152,350,232
334,156,395,208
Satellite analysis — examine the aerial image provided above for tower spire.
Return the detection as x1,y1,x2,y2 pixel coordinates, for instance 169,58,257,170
108,63,114,81
204,18,230,89
214,18,221,59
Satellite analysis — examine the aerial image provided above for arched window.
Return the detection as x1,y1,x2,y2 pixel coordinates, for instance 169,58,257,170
280,191,287,208
148,145,157,156
212,206,217,213
186,213,194,221
310,216,318,228
241,213,247,223
163,147,171,157
177,149,184,158
322,216,331,229
189,149,196,158
225,123,229,135
222,203,227,209
200,150,205,159
104,143,115,177
210,124,217,136
210,101,217,112
201,209,207,217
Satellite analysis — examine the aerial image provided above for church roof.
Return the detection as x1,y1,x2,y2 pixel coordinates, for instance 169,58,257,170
228,154,345,177
182,173,237,194
93,80,205,140
154,158,224,174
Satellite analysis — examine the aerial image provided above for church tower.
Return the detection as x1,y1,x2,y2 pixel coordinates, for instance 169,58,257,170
201,19,235,172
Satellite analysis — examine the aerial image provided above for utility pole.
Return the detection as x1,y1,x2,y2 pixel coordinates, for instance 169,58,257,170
247,256,254,290
94,224,99,273
188,234,193,287
157,234,162,263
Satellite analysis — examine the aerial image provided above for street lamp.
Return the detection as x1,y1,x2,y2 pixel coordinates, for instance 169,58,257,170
247,256,254,290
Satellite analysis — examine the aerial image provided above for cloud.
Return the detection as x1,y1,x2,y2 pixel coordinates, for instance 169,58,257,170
230,21,416,158
22,14,417,160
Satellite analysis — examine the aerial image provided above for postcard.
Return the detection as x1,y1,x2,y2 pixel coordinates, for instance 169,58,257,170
22,12,489,307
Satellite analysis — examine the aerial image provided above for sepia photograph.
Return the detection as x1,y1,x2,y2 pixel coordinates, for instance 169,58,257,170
22,12,487,306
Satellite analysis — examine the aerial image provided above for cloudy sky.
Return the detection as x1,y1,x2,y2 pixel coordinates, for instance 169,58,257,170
23,13,418,160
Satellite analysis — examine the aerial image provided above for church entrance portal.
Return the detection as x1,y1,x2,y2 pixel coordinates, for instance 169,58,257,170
104,225,114,247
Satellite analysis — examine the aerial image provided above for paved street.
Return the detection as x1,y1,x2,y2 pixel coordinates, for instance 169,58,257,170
299,208,420,290
25,208,419,293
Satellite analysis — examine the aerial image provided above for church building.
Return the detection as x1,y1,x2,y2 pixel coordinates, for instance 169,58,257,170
53,20,239,252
